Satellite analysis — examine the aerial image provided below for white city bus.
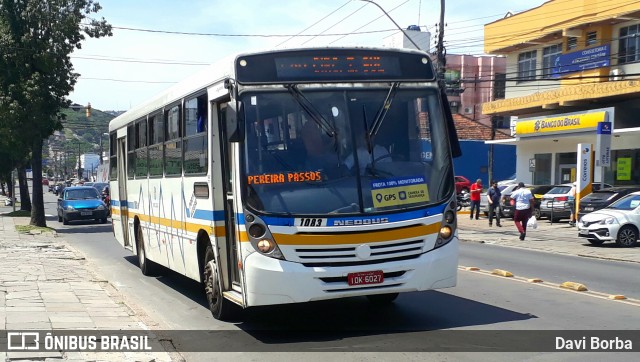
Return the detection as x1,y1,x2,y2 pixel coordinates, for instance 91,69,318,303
108,47,461,320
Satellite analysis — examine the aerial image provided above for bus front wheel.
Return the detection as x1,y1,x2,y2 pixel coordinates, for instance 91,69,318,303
366,293,399,305
203,245,237,321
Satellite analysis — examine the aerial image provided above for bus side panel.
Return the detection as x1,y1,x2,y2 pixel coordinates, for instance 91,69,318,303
181,174,213,280
146,177,169,268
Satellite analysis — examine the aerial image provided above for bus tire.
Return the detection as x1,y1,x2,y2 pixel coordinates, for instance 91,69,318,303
136,224,157,276
203,245,237,321
366,292,399,305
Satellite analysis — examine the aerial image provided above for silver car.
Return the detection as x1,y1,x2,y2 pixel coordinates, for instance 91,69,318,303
577,191,640,247
481,184,512,217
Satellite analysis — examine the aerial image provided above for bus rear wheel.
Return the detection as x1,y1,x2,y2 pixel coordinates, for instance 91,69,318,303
203,245,237,321
366,293,399,305
136,225,157,276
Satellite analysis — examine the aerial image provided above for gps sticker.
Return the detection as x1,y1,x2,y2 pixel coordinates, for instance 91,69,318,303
371,176,429,208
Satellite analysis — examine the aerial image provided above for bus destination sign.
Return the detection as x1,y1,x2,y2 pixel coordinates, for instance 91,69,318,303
275,55,401,79
235,49,435,84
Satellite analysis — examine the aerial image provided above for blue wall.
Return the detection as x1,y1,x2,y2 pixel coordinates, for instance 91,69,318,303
453,141,516,186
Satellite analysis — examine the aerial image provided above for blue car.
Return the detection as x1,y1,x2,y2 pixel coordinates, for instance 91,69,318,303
57,186,109,225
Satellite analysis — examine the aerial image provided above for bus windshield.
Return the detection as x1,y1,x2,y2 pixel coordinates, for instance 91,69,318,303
241,86,453,215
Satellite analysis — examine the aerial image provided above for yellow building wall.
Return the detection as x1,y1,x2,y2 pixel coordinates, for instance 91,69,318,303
485,0,640,54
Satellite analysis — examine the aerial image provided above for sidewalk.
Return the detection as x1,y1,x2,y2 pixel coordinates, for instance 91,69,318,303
457,210,640,264
0,213,176,361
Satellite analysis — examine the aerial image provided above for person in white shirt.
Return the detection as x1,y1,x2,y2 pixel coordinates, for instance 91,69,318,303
510,182,534,240
568,182,577,227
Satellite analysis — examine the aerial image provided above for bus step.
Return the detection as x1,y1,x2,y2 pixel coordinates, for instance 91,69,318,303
223,290,244,307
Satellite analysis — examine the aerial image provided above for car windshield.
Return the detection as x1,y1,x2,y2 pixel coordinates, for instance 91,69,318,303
66,189,99,200
240,87,452,215
608,194,640,210
547,186,571,194
581,191,617,202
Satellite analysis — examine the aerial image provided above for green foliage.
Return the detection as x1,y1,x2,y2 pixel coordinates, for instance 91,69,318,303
0,0,112,171
0,0,112,226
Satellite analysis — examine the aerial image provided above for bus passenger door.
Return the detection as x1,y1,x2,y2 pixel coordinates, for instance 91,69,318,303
117,137,130,247
218,103,241,289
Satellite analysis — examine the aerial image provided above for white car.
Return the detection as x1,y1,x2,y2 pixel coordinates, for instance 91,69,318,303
577,191,640,247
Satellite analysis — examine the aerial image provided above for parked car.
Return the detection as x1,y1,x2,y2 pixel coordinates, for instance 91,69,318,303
539,184,574,222
455,176,471,194
57,186,109,225
91,182,109,194
577,186,640,219
497,173,516,186
577,191,640,247
481,184,511,217
496,183,531,218
499,184,556,219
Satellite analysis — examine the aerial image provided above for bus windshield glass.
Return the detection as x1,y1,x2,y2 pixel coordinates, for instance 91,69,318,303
241,87,452,215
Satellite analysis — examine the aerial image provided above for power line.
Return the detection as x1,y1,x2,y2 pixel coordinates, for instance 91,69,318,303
275,0,352,48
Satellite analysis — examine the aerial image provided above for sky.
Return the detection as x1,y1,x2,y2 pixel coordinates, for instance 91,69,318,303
69,0,547,111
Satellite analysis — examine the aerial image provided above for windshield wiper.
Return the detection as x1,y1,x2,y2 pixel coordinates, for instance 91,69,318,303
369,82,399,139
285,84,336,137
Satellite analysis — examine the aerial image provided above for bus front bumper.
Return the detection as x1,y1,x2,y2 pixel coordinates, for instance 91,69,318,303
243,238,458,307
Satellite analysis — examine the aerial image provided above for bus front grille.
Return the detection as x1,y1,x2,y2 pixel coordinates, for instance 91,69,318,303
295,239,424,267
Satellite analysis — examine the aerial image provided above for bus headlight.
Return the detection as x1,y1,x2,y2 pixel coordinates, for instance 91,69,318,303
244,212,285,260
435,195,457,249
439,226,452,239
257,239,275,253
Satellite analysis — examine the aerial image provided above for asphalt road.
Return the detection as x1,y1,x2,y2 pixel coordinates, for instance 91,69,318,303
459,242,640,300
35,190,640,360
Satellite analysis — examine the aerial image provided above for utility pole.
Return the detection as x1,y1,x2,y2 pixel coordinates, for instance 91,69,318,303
77,142,81,180
436,0,446,83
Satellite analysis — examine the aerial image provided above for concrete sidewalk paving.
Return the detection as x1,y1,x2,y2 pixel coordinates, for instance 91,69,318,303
0,214,178,362
457,211,640,264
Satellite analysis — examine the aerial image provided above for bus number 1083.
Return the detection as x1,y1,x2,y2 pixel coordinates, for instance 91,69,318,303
298,218,323,227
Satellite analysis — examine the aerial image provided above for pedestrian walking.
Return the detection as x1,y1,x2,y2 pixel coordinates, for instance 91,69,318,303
487,180,502,227
469,178,483,220
568,182,577,227
510,182,534,240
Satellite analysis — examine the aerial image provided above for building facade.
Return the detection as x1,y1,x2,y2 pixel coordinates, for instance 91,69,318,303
445,54,507,128
482,0,640,187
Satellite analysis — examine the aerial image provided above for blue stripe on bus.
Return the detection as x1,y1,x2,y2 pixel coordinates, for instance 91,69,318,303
191,209,225,221
254,204,447,226
115,203,447,225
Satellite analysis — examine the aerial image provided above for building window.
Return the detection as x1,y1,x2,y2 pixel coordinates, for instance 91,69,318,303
542,44,562,79
517,51,537,83
566,36,578,51
586,31,597,46
493,73,506,99
619,25,640,64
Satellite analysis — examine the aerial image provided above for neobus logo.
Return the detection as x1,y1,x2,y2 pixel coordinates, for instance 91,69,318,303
333,218,389,226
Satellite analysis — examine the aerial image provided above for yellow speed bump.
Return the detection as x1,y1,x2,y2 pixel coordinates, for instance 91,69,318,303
560,281,588,291
608,295,626,300
528,278,543,283
491,269,514,277
465,267,480,271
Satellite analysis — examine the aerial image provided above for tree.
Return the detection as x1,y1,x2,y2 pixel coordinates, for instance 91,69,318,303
0,0,111,226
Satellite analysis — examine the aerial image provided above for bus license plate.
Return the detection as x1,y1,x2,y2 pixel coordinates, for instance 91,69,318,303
348,270,384,286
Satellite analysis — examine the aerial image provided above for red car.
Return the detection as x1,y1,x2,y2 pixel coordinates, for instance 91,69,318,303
455,176,471,194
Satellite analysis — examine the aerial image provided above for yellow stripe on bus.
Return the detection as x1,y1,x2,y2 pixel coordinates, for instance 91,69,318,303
112,208,438,246
272,223,441,246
